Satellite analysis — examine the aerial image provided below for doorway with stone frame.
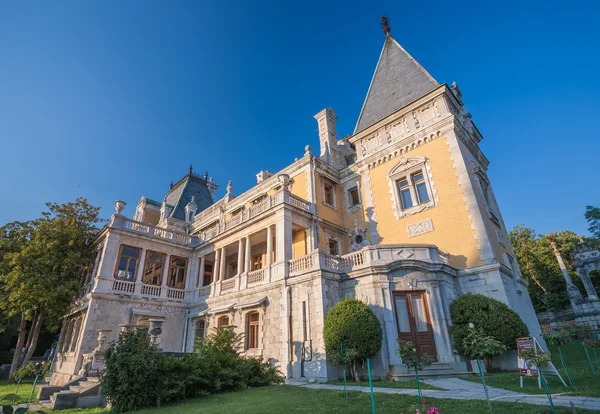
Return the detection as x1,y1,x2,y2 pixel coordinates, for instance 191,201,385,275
392,290,437,361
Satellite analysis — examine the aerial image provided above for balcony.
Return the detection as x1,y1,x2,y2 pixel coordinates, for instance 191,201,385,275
111,279,189,303
288,245,450,277
110,215,199,247
195,190,312,242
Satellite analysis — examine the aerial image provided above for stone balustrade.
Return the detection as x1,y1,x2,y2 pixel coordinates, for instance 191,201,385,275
110,280,189,303
288,244,450,277
110,215,199,246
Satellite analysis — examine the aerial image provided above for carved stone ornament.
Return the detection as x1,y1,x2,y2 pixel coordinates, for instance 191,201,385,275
407,218,434,238
278,173,291,189
115,200,126,214
348,219,369,252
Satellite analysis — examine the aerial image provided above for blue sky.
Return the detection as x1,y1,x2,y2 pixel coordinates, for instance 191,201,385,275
0,0,598,236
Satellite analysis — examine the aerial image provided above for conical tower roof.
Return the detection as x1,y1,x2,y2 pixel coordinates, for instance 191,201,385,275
354,35,438,133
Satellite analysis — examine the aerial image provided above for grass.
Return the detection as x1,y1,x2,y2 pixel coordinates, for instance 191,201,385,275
329,379,443,390
0,379,39,405
463,342,600,398
52,385,595,414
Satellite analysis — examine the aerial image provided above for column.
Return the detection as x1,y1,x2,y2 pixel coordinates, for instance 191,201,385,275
578,267,599,301
160,254,171,297
245,235,252,273
219,248,227,280
211,250,220,298
237,239,244,276
134,249,147,295
198,256,206,288
551,241,584,305
266,225,273,267
274,210,293,280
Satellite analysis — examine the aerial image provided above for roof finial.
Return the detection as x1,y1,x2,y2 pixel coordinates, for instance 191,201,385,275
189,164,193,175
381,14,391,37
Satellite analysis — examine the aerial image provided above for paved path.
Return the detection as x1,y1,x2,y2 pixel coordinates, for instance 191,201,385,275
294,377,600,411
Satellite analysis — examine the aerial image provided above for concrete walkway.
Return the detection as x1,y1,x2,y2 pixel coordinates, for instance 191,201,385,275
295,377,600,411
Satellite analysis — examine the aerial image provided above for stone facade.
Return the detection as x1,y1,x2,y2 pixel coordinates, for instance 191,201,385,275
50,33,542,385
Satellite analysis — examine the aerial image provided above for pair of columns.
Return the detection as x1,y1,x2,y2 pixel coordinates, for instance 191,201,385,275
207,225,275,285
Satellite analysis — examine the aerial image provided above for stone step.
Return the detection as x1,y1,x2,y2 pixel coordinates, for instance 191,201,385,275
76,395,105,408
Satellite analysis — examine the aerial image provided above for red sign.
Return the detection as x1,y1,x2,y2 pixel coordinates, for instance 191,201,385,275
517,337,538,377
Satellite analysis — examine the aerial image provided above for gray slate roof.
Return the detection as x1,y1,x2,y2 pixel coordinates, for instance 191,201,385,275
164,173,214,221
354,36,438,133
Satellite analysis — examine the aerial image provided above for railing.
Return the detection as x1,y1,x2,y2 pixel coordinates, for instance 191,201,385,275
289,194,311,211
288,245,449,276
289,254,314,274
194,190,312,240
112,280,135,294
247,269,265,285
340,251,366,270
221,279,235,291
111,216,198,246
198,285,211,297
166,288,185,300
140,284,161,297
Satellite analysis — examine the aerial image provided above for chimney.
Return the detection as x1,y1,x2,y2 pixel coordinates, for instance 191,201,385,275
314,108,338,163
256,170,274,184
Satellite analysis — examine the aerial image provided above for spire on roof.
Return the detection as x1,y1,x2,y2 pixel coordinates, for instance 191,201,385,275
354,27,439,134
380,14,391,37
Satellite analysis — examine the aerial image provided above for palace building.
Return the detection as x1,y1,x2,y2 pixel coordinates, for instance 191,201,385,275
50,30,542,387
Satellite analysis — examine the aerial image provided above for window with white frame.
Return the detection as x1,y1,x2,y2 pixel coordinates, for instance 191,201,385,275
246,311,260,349
322,179,336,207
388,157,435,217
347,185,360,208
328,238,339,256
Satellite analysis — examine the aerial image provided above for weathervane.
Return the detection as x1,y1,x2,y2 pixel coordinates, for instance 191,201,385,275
381,14,391,36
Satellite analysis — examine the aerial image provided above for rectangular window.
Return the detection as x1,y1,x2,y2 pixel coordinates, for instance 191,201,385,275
142,250,165,286
114,245,141,281
397,179,413,209
412,172,430,204
247,312,260,349
253,254,263,271
348,187,360,207
167,256,187,289
395,169,432,211
328,238,339,256
324,182,335,206
203,263,214,287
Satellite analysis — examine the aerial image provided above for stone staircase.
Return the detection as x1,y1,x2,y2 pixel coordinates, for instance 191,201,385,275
391,362,473,381
39,376,105,410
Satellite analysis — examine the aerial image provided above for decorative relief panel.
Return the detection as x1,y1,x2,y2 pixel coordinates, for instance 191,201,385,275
407,218,434,238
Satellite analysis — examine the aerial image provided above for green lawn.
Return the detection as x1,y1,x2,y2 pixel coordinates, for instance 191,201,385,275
0,379,39,405
53,385,594,414
329,379,443,390
463,342,600,398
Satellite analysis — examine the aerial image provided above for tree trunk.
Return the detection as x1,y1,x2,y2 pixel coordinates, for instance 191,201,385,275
9,314,28,378
352,361,360,382
21,309,45,368
24,310,40,355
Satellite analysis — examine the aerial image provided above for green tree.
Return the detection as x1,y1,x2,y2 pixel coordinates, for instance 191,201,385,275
323,298,382,381
509,226,591,311
0,198,101,376
585,205,600,238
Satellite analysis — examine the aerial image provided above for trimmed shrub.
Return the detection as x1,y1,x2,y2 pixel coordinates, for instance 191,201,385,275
450,293,528,355
323,298,382,381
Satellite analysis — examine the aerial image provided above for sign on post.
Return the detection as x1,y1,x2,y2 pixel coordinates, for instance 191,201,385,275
517,337,538,377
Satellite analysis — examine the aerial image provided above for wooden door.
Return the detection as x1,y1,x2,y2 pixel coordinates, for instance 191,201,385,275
393,291,437,360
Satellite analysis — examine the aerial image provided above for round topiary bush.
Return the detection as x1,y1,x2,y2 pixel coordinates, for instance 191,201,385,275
323,298,382,381
450,293,529,355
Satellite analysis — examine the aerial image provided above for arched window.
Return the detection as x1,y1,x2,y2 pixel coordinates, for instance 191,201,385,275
246,312,260,349
217,315,229,328
195,319,206,340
